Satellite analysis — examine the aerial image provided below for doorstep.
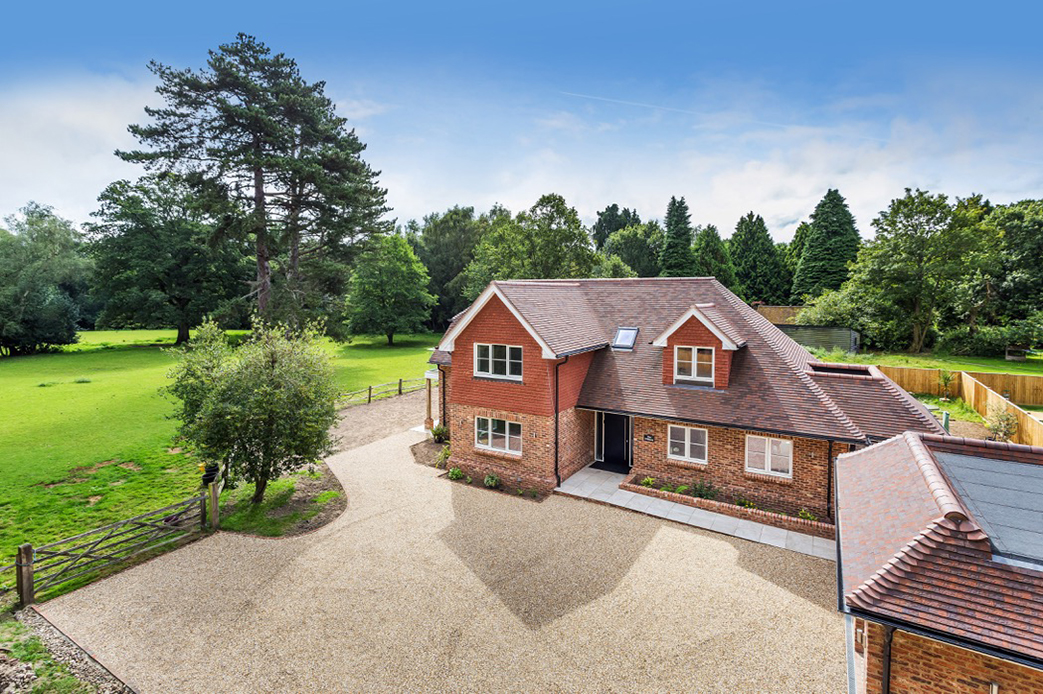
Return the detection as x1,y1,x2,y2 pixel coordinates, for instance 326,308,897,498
555,465,836,561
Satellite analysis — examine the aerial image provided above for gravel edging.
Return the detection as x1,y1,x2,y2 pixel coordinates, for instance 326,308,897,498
17,606,133,693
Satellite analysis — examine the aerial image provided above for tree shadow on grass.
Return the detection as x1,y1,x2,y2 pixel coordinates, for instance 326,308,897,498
438,484,658,628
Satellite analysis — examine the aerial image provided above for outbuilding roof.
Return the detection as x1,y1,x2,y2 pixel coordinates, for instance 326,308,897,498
837,433,1043,665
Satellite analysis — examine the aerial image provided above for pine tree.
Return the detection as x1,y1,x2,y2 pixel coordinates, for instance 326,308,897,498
791,189,860,301
787,222,811,275
691,224,740,293
592,204,640,250
729,212,789,304
660,196,695,277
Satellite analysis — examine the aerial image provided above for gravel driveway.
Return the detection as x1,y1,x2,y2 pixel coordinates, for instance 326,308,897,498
37,411,846,693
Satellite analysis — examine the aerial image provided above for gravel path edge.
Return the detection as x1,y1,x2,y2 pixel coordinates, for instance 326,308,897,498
17,605,134,693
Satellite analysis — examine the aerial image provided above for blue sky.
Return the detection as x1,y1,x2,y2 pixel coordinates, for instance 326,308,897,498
2,1,1041,240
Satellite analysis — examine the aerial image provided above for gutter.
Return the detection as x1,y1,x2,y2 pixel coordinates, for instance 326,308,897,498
553,355,570,487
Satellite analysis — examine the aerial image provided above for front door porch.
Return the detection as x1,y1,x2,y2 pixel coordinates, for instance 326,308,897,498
590,411,632,475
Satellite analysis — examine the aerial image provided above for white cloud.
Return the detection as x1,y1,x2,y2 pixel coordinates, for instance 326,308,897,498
0,73,155,225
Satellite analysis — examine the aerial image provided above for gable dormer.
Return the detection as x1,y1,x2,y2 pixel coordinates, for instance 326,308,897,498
651,304,745,389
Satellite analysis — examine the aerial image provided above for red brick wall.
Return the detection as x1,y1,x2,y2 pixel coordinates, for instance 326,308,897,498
449,294,554,417
661,316,732,388
630,417,849,520
446,403,594,494
862,621,1043,694
556,351,594,411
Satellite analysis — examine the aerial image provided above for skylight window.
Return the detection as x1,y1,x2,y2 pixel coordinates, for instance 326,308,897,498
612,327,639,350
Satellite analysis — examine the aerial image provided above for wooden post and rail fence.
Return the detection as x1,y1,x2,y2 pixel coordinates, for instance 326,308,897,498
877,365,1043,448
1,474,225,607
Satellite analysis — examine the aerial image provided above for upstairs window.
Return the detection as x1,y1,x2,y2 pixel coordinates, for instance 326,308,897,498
674,346,714,385
475,343,522,380
611,327,639,350
745,435,793,477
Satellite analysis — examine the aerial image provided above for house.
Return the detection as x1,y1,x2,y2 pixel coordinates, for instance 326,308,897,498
430,277,943,530
836,432,1043,694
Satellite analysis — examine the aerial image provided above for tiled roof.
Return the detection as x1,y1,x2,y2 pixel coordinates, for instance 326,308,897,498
837,433,1043,663
432,277,943,442
809,364,946,441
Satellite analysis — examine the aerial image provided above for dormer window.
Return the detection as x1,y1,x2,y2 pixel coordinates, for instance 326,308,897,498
474,343,522,380
675,346,714,385
611,327,639,350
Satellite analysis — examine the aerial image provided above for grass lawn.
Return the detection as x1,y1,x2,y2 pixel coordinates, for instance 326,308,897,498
913,394,984,423
808,347,1043,375
0,330,438,561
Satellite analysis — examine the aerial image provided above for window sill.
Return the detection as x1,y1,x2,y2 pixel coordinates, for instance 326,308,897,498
743,470,793,485
473,446,523,461
667,382,718,391
472,375,525,385
666,456,708,468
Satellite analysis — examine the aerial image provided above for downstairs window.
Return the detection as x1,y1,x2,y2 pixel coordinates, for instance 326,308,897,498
475,416,522,454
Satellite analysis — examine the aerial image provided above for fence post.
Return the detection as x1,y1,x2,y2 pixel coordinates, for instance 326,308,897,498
200,494,208,530
16,543,34,607
209,481,220,530
368,385,372,404
398,378,403,395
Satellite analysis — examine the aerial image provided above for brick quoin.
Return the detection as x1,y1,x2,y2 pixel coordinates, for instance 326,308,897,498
661,316,732,388
860,621,1043,694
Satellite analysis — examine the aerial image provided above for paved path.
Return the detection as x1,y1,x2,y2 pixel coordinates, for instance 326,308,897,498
557,465,836,560
38,428,847,693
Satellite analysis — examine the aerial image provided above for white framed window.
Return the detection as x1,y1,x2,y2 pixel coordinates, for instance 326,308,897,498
674,346,714,385
475,416,522,454
474,343,522,380
745,435,793,477
667,425,708,464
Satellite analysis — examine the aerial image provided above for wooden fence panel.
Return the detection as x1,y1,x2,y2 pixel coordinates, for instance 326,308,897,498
877,365,1043,406
959,372,1043,448
876,366,963,397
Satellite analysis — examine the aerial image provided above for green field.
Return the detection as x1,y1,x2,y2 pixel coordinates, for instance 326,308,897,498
808,347,1043,375
0,330,439,559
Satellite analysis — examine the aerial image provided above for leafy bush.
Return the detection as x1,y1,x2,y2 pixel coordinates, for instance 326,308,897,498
674,485,690,495
435,445,451,468
483,473,501,488
691,481,718,500
640,477,656,487
659,484,675,493
734,496,757,509
938,312,1043,357
447,467,464,480
431,424,449,444
465,475,472,484
798,508,818,522
986,404,1018,442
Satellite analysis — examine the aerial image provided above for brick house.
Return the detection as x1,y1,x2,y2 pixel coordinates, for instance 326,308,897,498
836,433,1043,694
430,277,943,526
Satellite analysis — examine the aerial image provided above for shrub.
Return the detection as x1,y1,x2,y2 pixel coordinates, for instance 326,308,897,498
674,485,690,495
529,489,539,498
483,474,501,488
937,370,954,400
447,467,464,481
692,481,718,500
986,404,1018,442
435,445,451,469
659,484,675,493
431,424,449,444
465,475,472,484
798,508,818,522
734,496,757,509
640,477,656,488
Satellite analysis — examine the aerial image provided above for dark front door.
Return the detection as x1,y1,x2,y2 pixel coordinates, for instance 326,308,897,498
593,412,631,474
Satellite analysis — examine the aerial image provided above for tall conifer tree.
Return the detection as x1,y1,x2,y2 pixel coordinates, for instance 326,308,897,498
692,224,740,293
730,212,789,304
660,196,695,277
791,189,860,301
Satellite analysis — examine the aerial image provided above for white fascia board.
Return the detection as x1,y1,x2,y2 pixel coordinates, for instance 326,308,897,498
436,283,558,359
650,305,740,351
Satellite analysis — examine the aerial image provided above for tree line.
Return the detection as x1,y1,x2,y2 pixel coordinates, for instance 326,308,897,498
2,34,1039,358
